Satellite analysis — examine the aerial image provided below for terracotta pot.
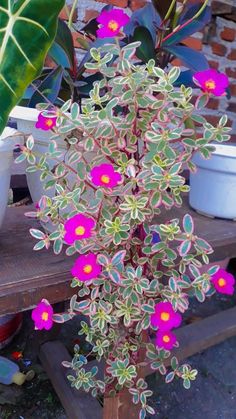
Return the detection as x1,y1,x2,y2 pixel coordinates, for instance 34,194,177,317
0,313,23,349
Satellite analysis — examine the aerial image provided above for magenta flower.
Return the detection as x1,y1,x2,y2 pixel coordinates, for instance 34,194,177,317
64,214,96,245
71,253,102,282
155,330,177,351
31,299,53,330
193,69,229,96
151,301,182,331
35,111,57,131
90,163,122,188
211,268,235,295
96,9,130,38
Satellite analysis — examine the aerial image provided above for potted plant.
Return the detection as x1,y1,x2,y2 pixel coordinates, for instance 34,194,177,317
24,22,234,416
11,0,212,207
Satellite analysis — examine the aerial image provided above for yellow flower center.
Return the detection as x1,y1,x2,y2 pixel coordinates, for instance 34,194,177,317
75,226,85,236
108,20,119,32
163,335,170,343
101,175,110,184
83,264,93,274
42,312,49,321
45,119,54,127
205,79,216,90
218,277,226,287
160,312,170,322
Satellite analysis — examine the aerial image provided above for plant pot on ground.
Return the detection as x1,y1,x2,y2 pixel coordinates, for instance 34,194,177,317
189,144,236,220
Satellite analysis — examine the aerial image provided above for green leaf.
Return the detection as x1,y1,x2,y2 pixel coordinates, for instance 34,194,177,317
0,0,65,134
165,371,175,383
30,228,45,240
132,27,156,63
183,214,194,234
195,93,209,110
179,240,191,256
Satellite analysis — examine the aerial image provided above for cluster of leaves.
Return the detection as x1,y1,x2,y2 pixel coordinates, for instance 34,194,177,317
22,0,211,108
22,42,230,417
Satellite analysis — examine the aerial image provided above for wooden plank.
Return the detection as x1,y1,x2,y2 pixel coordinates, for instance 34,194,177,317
0,205,75,314
143,306,236,376
39,341,102,419
1,197,236,314
157,196,236,262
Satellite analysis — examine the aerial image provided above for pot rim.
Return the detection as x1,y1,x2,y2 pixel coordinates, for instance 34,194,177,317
10,105,39,122
211,144,236,158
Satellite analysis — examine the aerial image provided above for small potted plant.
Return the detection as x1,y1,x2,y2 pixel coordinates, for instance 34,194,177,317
24,10,234,414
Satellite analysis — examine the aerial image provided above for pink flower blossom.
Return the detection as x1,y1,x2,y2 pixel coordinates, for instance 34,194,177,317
193,69,229,96
35,111,57,131
151,301,182,331
155,330,177,351
211,268,235,295
64,214,96,245
96,9,130,38
90,163,122,188
31,299,53,330
71,253,102,282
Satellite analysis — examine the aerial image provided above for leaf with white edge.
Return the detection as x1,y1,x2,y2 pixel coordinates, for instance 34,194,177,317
53,312,74,323
109,269,121,284
195,93,209,110
112,250,126,266
189,264,201,278
195,238,213,253
183,214,194,234
207,265,219,275
97,254,109,266
183,378,191,389
30,228,45,240
165,371,175,383
74,300,90,311
0,0,65,134
179,240,191,256
33,240,46,251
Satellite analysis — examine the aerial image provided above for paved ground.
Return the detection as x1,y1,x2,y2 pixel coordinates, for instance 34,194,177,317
1,263,236,418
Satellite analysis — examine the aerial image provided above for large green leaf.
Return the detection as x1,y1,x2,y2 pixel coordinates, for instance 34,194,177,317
0,0,65,134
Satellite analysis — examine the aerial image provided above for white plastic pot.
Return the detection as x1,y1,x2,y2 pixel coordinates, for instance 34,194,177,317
0,127,22,228
189,144,236,219
10,106,67,203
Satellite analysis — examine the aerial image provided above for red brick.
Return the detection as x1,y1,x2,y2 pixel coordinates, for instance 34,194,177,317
211,42,227,56
227,102,236,113
130,0,147,11
59,5,77,22
208,60,219,70
205,115,232,127
182,37,202,51
207,98,219,110
97,0,128,7
84,9,99,22
171,58,182,67
220,27,236,42
227,49,236,60
230,84,236,97
230,134,236,143
225,68,236,78
72,32,90,49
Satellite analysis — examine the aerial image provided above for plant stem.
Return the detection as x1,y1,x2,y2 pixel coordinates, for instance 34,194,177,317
68,0,78,30
162,0,209,44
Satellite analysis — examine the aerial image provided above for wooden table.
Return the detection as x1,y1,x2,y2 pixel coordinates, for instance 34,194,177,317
1,199,236,314
0,205,75,315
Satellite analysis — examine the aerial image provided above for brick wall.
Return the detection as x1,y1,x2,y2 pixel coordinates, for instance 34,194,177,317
64,0,236,139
